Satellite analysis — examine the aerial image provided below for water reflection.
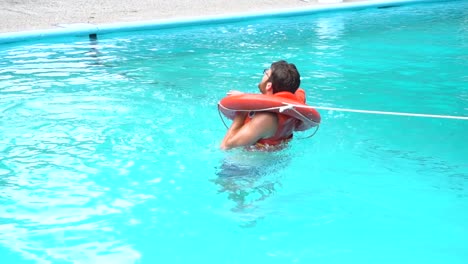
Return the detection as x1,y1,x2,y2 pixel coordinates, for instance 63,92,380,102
213,150,291,216
314,15,345,40
86,33,105,66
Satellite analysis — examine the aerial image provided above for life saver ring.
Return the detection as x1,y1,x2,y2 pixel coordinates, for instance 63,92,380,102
218,89,321,131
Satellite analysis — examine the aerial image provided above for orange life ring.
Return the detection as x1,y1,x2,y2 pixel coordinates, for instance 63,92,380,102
218,89,321,131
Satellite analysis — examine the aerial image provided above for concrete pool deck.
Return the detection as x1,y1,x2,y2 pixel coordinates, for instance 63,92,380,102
1,0,379,34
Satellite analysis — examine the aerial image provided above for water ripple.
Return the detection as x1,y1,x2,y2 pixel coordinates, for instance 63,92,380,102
1,1,467,262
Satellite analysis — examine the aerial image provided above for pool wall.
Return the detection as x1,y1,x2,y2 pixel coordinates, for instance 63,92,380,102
0,0,447,44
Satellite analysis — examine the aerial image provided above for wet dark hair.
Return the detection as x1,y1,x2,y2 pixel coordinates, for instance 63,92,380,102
268,60,301,94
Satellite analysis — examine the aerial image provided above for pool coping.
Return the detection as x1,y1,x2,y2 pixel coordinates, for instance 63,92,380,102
0,0,435,44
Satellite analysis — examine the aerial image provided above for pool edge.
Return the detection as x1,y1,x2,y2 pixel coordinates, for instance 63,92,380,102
0,0,440,44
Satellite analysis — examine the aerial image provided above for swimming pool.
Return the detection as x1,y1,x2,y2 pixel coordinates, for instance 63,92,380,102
1,0,467,263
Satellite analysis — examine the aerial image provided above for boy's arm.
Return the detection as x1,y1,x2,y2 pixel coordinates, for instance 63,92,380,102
220,112,278,150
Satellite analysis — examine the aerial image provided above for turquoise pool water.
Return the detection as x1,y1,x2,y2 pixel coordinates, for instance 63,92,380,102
1,0,467,263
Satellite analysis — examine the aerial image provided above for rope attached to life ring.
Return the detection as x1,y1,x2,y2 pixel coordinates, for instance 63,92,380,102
217,103,321,140
218,101,468,141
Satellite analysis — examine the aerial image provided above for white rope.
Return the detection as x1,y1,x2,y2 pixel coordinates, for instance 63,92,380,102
218,102,468,143
217,104,320,140
220,102,468,121
218,104,320,125
307,105,468,120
